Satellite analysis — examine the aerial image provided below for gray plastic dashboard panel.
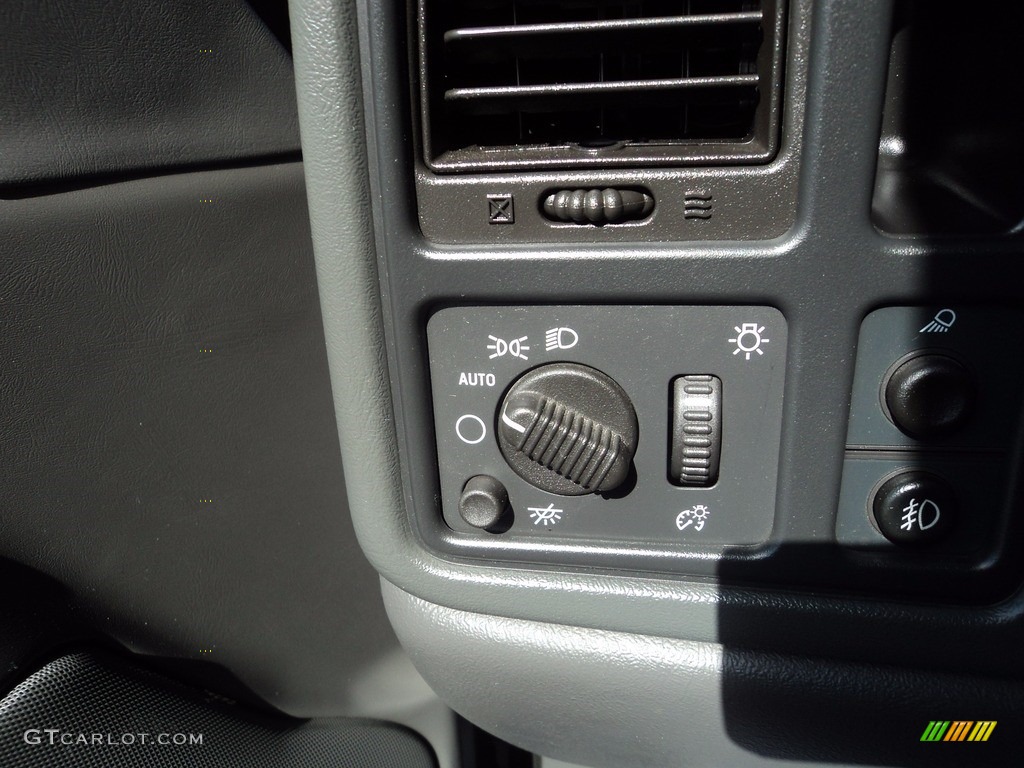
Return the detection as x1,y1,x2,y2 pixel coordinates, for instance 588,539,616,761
832,305,1024,580
427,306,787,567
290,1,1024,762
291,0,1024,631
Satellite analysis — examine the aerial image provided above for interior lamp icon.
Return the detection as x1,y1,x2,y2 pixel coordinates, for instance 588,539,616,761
919,308,956,334
729,323,769,360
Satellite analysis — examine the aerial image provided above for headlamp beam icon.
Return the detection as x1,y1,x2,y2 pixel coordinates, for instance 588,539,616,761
919,308,956,334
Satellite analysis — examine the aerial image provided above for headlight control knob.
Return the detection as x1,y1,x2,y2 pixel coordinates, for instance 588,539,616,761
497,363,638,496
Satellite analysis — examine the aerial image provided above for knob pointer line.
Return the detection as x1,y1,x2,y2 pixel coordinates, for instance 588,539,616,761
501,407,527,434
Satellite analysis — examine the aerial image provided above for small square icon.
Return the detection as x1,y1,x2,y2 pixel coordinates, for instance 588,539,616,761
487,194,514,225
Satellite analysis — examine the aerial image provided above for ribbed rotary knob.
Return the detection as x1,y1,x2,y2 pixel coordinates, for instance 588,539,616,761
497,363,639,496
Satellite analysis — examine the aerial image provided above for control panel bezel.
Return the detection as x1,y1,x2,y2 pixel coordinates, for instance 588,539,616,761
352,0,1024,606
426,305,788,570
836,306,1023,561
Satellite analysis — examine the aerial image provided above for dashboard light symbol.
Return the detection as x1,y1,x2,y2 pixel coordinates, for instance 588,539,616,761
487,335,530,360
528,503,563,526
545,327,579,352
729,323,769,360
676,505,711,533
919,308,956,334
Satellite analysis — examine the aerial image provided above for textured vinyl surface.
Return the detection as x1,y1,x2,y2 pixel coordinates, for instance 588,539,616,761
0,653,435,768
0,163,399,716
0,0,299,189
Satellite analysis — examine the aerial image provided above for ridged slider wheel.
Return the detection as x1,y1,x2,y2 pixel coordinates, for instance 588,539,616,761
496,363,638,496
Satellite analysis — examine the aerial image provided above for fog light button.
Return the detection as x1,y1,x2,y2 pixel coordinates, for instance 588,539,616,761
872,471,956,546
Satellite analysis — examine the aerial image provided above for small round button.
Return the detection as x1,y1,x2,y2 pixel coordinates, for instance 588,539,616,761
883,354,974,440
872,471,956,546
458,475,512,532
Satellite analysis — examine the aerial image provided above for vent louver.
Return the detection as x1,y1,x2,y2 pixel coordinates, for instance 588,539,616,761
418,0,786,172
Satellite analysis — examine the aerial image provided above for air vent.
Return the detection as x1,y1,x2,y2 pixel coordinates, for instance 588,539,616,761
418,0,786,172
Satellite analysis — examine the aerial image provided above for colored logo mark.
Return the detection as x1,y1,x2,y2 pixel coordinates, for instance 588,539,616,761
920,721,996,742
